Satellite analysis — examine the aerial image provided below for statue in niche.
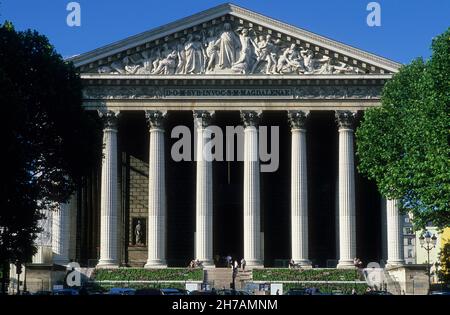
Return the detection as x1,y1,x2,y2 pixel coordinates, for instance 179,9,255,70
231,28,257,74
251,34,277,74
134,219,144,245
204,28,219,72
184,33,205,74
215,22,240,69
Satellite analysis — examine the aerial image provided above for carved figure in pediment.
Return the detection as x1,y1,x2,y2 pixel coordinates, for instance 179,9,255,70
176,38,187,74
185,33,205,74
300,48,315,73
216,22,240,69
204,29,219,72
251,35,277,74
275,44,301,74
152,49,178,74
151,48,162,72
231,28,257,74
135,50,154,74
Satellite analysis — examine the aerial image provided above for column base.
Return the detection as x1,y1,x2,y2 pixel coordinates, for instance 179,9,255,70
144,260,167,269
96,260,119,269
245,260,264,268
293,259,312,268
197,260,215,268
337,260,356,269
53,259,70,267
385,260,405,269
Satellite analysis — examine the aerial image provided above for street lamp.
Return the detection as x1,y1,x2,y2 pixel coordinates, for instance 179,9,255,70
419,231,438,294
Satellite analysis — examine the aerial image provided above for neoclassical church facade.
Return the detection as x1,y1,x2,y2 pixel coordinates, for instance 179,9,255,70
35,3,406,270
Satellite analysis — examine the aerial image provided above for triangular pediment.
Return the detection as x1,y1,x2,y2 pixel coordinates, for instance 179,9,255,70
69,3,400,76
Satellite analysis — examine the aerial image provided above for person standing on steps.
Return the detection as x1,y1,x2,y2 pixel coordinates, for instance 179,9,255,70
241,258,246,271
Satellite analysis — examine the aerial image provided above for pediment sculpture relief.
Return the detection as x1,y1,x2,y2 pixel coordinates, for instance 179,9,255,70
97,22,365,76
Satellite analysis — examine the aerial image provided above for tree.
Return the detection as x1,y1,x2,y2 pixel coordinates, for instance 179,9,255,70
437,241,450,285
356,28,450,229
0,22,101,294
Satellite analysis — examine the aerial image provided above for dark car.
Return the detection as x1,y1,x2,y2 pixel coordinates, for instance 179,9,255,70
34,290,52,296
52,288,80,295
285,288,308,295
161,288,187,295
134,288,163,295
364,290,392,295
108,288,136,295
430,291,450,295
189,290,217,295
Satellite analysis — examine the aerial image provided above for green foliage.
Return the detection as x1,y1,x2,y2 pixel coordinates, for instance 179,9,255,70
437,242,450,284
92,268,203,281
356,28,450,229
0,21,101,276
253,269,359,281
282,282,368,295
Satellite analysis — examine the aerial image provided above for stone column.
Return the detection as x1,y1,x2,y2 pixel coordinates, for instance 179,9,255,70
386,199,405,267
52,202,70,266
241,111,263,267
145,110,167,268
194,111,215,267
288,111,311,266
335,110,357,269
97,110,120,268
380,197,388,264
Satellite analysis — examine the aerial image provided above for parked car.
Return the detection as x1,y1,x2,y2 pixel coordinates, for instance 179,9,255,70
34,290,52,296
160,288,186,295
134,288,163,295
108,288,136,295
363,290,392,295
216,289,251,295
285,288,308,295
52,288,80,295
189,290,217,295
430,291,450,295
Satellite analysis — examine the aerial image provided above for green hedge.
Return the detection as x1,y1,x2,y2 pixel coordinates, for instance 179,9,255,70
282,282,368,295
97,282,187,291
253,269,359,281
93,268,203,281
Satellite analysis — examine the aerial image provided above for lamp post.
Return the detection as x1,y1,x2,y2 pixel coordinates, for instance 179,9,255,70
419,231,437,294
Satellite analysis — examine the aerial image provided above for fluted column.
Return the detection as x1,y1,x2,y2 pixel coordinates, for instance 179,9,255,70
380,197,388,264
97,110,120,268
241,111,263,267
386,199,405,267
288,111,311,266
194,111,215,267
145,110,167,268
336,110,357,269
52,202,70,266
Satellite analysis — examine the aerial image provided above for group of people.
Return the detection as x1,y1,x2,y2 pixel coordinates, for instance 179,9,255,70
98,22,361,76
224,255,247,271
188,259,203,269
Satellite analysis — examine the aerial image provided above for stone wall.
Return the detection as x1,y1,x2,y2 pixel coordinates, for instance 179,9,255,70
127,155,148,266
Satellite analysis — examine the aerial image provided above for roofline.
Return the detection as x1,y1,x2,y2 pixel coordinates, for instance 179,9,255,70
68,2,402,72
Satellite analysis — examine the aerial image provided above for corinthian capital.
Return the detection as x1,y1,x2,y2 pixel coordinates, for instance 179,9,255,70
335,110,357,129
288,110,310,130
98,109,120,130
240,110,262,127
193,110,215,129
145,110,167,129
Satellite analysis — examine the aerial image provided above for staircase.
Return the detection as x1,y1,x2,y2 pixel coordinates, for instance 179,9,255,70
204,268,253,290
204,268,233,289
235,270,253,290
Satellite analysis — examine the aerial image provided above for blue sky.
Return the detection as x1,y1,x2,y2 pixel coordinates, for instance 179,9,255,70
1,0,449,63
